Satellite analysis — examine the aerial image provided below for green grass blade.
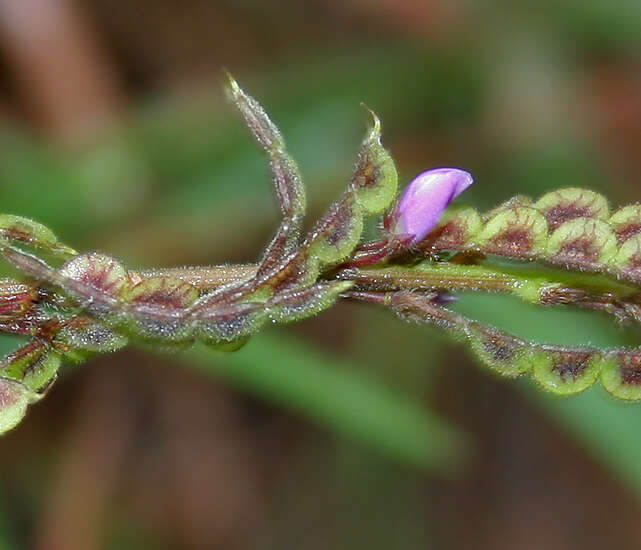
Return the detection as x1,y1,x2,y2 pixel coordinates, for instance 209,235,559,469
184,331,463,471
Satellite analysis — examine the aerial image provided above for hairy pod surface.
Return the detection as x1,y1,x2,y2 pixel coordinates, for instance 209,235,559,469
0,377,39,433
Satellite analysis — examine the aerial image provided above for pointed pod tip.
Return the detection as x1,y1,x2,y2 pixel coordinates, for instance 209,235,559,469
222,69,242,99
54,244,78,258
359,103,381,139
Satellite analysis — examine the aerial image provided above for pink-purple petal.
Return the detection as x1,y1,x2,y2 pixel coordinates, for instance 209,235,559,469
392,168,473,242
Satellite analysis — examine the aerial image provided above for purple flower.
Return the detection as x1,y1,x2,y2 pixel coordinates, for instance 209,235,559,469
391,168,473,242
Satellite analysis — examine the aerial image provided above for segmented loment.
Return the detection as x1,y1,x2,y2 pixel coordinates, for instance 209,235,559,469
0,76,641,434
422,187,641,283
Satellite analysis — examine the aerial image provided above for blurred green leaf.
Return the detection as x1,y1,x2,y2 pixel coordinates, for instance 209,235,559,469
184,330,463,470
0,493,16,550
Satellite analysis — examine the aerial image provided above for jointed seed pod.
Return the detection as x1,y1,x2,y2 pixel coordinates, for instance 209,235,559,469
418,188,641,286
1,76,641,436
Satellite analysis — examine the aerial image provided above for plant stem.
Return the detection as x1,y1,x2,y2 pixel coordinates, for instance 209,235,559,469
335,260,640,308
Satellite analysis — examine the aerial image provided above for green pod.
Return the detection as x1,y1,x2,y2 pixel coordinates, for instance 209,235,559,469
0,340,61,393
611,233,641,283
192,301,267,346
123,276,200,344
306,194,364,266
128,276,200,307
465,323,533,378
532,347,603,395
483,195,533,220
0,214,76,257
58,252,130,298
546,217,617,267
226,75,306,269
207,337,251,352
609,204,641,244
57,252,131,320
534,188,609,230
601,349,641,401
425,207,483,250
350,111,398,215
268,281,353,324
0,377,39,434
474,206,548,258
54,317,128,356
0,279,37,319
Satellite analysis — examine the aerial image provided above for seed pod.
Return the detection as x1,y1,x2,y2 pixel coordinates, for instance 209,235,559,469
534,188,609,230
609,204,641,244
483,195,533,220
423,207,483,250
546,217,617,268
128,276,199,308
0,214,76,257
57,252,131,318
350,110,398,215
207,337,251,352
124,277,199,343
226,76,306,273
59,252,129,298
531,347,604,395
474,207,548,258
192,301,267,346
0,340,61,393
306,194,364,266
0,279,37,319
601,349,641,400
268,281,353,324
54,317,128,360
0,376,39,434
465,323,533,377
611,234,641,284
226,74,284,153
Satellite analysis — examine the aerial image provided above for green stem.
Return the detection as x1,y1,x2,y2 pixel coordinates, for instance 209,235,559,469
338,260,639,305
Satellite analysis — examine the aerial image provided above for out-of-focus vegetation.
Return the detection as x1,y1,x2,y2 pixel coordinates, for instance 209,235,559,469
1,1,641,548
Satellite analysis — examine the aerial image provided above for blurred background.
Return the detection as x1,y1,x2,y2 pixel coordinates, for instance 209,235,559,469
1,0,641,548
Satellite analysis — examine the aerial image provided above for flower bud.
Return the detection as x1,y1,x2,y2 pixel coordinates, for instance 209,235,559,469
391,168,473,242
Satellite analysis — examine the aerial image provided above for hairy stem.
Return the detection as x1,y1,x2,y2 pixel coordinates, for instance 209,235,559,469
336,261,638,304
